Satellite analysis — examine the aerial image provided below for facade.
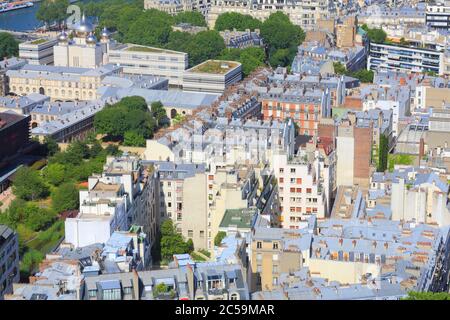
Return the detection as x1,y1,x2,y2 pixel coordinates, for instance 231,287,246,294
426,0,450,31
183,60,242,94
65,155,159,253
83,259,249,300
261,90,331,137
368,42,446,76
19,38,58,66
0,58,27,96
153,162,208,250
0,226,19,300
7,64,122,101
107,44,188,87
207,0,336,30
220,29,263,49
54,17,110,68
272,144,334,227
0,113,30,166
144,0,194,14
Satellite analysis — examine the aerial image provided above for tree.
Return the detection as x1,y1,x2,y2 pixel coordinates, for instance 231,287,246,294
377,134,388,172
260,12,305,67
174,11,207,27
214,12,262,31
12,167,49,201
124,9,173,46
351,69,374,83
43,163,66,186
94,96,156,141
165,31,193,52
51,183,79,213
151,101,168,127
214,231,227,246
219,47,266,76
185,31,226,66
43,136,59,157
23,203,56,232
333,62,347,75
123,131,146,147
160,220,194,261
403,291,450,300
361,24,387,44
36,0,70,28
0,32,18,59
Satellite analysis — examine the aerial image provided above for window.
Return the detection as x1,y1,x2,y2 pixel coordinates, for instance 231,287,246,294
273,265,279,273
257,241,262,249
168,192,171,197
200,230,205,238
296,178,302,184
168,202,172,208
177,212,182,221
296,188,302,193
273,254,279,261
306,188,312,194
256,253,262,261
188,230,193,238
279,168,284,173
230,293,239,300
279,177,284,183
273,277,279,286
88,290,97,298
256,265,262,273
290,178,296,183
273,242,279,249
290,168,296,173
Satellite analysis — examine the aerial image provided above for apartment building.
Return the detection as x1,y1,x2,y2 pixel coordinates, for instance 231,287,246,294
207,0,336,30
107,44,188,87
220,29,263,49
426,0,450,31
390,168,450,226
368,42,446,76
336,116,373,189
250,225,313,292
260,89,331,137
0,226,19,299
183,60,242,94
83,258,249,300
65,155,159,252
19,38,58,66
272,142,335,228
153,162,208,250
144,0,194,14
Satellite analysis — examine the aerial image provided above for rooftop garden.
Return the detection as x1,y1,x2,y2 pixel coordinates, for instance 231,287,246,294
126,46,164,53
190,60,238,74
30,39,48,45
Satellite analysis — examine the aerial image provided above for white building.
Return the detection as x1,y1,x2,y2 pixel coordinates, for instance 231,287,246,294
19,38,58,65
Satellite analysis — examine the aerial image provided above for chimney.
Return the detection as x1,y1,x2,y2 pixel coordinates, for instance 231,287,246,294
339,238,343,246
372,241,377,249
186,263,195,300
352,239,356,248
384,242,388,250
132,268,140,300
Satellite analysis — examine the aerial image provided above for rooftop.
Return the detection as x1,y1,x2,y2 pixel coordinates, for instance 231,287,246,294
189,60,240,74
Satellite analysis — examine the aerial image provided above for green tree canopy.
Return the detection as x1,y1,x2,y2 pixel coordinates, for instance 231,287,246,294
218,47,266,76
160,220,194,261
362,24,387,44
36,0,70,27
12,167,49,201
51,183,79,213
214,231,227,246
174,11,207,27
0,32,18,59
403,291,450,300
123,130,146,147
214,12,262,31
43,163,66,186
124,9,174,46
260,12,305,67
185,30,226,66
94,96,156,142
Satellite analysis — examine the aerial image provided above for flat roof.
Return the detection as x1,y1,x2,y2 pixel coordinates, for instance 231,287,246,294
219,208,256,229
188,60,240,74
